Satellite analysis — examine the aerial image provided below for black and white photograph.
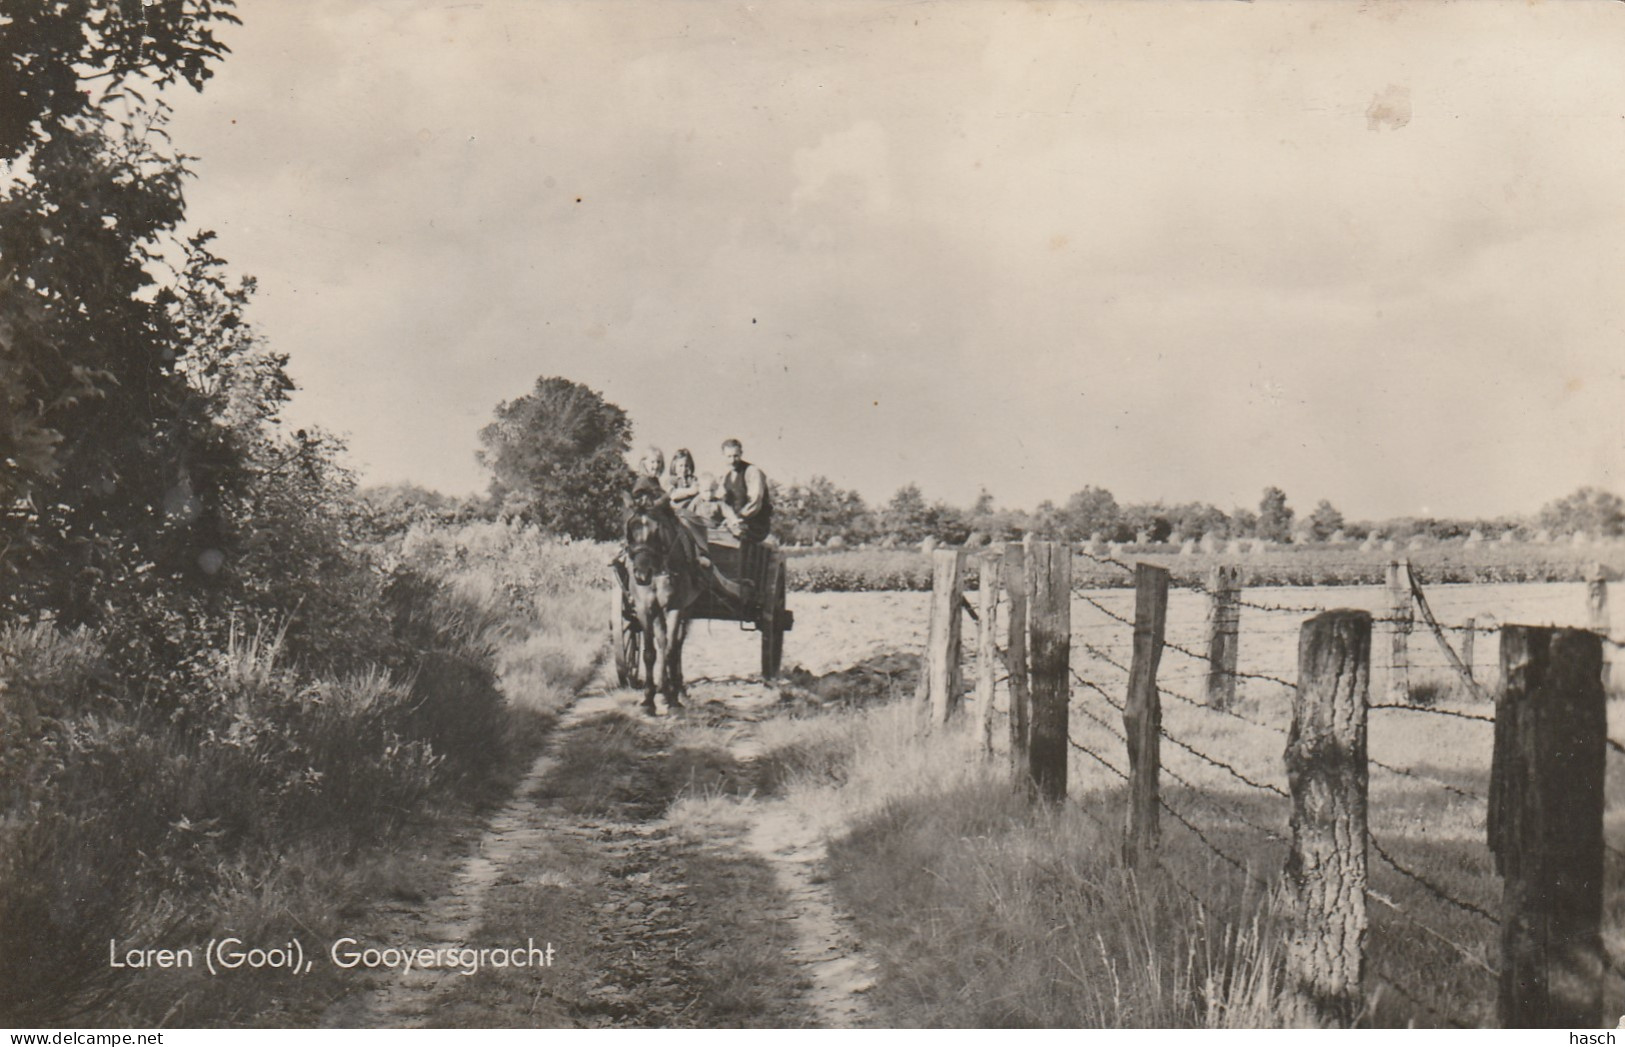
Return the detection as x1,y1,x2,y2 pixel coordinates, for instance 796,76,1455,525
3,0,1625,1032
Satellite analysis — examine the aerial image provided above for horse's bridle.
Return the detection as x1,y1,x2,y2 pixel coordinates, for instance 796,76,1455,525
625,509,668,586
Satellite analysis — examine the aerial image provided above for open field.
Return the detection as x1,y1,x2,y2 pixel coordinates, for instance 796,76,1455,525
784,541,1625,592
688,578,1621,696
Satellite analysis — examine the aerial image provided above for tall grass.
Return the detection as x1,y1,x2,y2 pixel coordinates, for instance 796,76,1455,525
695,693,1285,1027
0,519,607,1026
725,698,1286,1027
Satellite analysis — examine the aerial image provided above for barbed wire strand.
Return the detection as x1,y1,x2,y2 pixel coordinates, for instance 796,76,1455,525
1072,661,1492,825
1365,888,1498,979
1065,686,1521,1027
1078,636,1625,863
1367,703,1496,725
1076,593,1303,690
1062,735,1244,919
1072,669,1291,802
1073,546,1137,577
1068,697,1277,894
1076,608,1501,811
1063,547,1589,643
1366,831,1499,927
1079,635,1292,738
1064,712,1476,1027
1077,596,1517,805
1367,755,1488,805
1072,686,1290,845
1368,967,1473,1029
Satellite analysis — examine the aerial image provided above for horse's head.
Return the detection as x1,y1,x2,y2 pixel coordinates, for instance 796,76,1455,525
624,506,668,587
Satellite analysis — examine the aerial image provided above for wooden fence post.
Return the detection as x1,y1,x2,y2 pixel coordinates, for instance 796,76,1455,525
1123,562,1169,867
1489,626,1605,1028
1204,564,1241,710
1285,609,1370,1028
1408,567,1489,703
1588,563,1611,690
977,549,1001,756
1026,541,1071,803
1462,618,1476,684
1386,559,1412,703
1002,542,1032,782
922,547,966,724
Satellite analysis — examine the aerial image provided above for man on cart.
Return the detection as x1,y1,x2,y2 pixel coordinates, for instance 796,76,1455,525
719,438,772,546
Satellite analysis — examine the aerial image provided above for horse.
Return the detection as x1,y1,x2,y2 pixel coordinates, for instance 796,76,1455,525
622,498,705,714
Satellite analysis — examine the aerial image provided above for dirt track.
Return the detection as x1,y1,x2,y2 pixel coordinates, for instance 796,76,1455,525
320,664,878,1029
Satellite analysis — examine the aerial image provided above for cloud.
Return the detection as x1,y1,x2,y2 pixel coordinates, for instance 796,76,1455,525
164,0,1625,516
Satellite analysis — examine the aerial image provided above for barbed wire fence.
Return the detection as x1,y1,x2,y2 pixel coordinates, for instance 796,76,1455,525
915,540,1624,1029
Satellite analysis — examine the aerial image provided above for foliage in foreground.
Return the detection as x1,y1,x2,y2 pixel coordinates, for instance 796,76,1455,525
0,520,603,1026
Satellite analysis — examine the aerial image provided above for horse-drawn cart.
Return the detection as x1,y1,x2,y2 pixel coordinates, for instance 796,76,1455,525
610,528,793,689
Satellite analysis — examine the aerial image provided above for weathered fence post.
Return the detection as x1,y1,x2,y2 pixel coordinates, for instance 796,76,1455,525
1285,609,1370,1028
1123,562,1169,867
921,547,966,724
1587,564,1609,636
1489,626,1605,1028
1026,541,1071,803
1408,567,1489,703
1587,563,1611,690
1204,564,1241,710
1002,542,1032,781
1386,559,1412,703
1462,617,1476,683
977,548,1001,756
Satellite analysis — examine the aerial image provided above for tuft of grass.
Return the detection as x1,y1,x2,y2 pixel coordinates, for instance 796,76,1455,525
824,775,1285,1027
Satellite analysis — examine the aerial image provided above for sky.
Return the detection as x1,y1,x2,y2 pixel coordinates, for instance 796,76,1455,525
161,0,1625,521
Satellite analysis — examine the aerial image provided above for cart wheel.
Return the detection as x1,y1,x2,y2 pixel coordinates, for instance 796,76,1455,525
611,581,641,688
760,557,787,679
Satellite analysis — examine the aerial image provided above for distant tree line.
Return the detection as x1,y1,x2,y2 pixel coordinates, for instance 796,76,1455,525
375,374,1625,548
759,481,1622,548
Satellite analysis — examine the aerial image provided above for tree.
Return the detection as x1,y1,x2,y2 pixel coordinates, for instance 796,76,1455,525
923,499,969,545
1,2,244,623
1168,501,1230,540
1538,487,1625,538
881,483,931,544
1119,503,1173,543
776,475,868,546
1059,486,1121,541
1,1,238,507
0,2,237,162
1029,500,1063,539
1307,500,1345,542
476,377,632,540
356,482,459,540
1258,487,1294,542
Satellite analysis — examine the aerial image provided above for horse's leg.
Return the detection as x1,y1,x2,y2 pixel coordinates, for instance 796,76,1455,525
665,610,688,710
641,600,662,713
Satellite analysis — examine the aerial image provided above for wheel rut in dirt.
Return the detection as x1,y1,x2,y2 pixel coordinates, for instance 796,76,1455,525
322,667,878,1028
